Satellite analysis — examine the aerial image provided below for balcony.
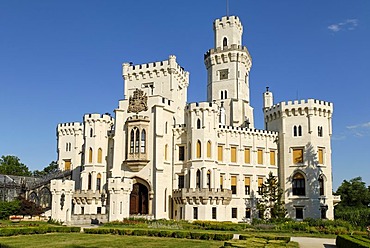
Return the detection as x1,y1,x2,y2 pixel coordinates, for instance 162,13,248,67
172,188,232,205
124,153,149,172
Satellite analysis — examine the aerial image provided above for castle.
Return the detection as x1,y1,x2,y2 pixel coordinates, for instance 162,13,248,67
53,15,340,224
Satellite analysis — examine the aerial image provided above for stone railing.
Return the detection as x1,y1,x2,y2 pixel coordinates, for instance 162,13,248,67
172,188,232,205
73,190,104,205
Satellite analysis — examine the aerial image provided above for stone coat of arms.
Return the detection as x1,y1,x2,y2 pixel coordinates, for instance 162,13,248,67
128,88,148,114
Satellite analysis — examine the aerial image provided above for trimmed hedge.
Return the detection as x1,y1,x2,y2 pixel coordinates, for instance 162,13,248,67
336,235,370,248
84,228,233,241
0,226,80,237
239,234,290,242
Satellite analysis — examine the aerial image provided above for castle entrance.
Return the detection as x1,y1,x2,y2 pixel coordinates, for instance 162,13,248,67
129,183,148,214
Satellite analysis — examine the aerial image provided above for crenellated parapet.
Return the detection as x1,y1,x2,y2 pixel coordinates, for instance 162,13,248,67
57,122,83,136
122,55,189,88
214,16,243,33
186,101,219,113
204,45,252,70
83,113,114,125
218,125,278,139
264,99,333,122
73,190,103,205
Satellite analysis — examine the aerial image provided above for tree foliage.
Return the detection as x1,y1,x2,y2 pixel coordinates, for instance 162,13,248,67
0,200,20,219
17,196,43,217
0,155,31,176
336,177,370,209
257,172,286,220
33,161,59,177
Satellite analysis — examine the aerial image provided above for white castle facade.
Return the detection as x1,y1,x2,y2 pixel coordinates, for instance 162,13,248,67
53,15,340,224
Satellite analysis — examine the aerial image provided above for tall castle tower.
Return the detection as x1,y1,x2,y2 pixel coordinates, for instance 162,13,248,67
204,16,253,127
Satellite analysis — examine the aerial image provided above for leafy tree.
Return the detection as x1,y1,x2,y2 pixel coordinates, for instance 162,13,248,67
0,155,31,176
17,196,43,217
257,172,286,220
336,177,370,209
0,200,20,219
33,161,59,177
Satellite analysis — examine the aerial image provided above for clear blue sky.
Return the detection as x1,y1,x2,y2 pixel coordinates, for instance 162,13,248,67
0,1,369,190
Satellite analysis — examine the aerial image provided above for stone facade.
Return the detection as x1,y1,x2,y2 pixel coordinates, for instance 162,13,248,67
54,15,339,224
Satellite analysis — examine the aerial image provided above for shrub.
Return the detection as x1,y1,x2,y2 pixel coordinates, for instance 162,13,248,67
172,231,191,239
336,235,370,248
213,233,233,241
158,230,173,237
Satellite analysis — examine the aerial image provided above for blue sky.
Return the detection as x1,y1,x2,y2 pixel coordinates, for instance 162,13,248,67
0,0,369,190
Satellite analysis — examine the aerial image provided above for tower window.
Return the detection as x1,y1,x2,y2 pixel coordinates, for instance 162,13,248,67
135,129,140,153
223,37,228,48
88,148,93,163
318,126,323,137
207,141,212,158
96,173,101,191
318,148,324,164
270,150,276,165
178,146,185,161
218,145,223,162
90,128,93,137
219,69,229,80
130,130,135,153
293,126,297,137
232,208,237,218
197,119,201,129
207,170,211,189
319,175,324,196
88,173,92,190
196,140,201,158
257,149,263,165
244,177,250,195
298,125,302,136
141,129,146,153
193,207,198,220
212,207,217,219
220,175,224,190
97,148,103,163
178,175,184,189
196,170,201,188
292,172,305,196
244,148,251,164
231,146,237,163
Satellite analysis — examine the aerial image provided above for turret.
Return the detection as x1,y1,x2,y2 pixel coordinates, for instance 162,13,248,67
263,87,273,110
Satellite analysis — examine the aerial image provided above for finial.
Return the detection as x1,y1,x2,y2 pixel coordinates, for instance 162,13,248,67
266,86,269,92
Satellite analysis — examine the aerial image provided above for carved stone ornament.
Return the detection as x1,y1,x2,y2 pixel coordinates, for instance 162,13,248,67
127,88,148,114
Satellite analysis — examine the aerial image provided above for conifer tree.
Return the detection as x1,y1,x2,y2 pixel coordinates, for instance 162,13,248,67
257,172,286,220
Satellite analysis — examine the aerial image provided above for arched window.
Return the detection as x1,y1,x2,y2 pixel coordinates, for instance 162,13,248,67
90,128,93,138
130,130,135,153
88,173,92,190
88,148,93,163
141,129,146,153
292,172,305,196
135,129,140,153
196,140,201,158
97,148,103,163
319,175,324,196
293,126,297,137
197,119,201,129
221,91,224,99
298,126,302,136
207,170,211,189
69,143,72,151
207,141,212,158
66,143,68,152
96,173,101,191
224,90,228,99
318,126,323,137
196,170,201,188
223,37,228,48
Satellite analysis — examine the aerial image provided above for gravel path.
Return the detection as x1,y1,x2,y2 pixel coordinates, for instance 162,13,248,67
291,237,336,248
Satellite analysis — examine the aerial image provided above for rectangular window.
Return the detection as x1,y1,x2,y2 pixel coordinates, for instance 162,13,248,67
81,207,84,215
97,207,101,214
212,207,217,220
179,146,185,161
293,148,303,164
178,175,184,189
220,175,224,190
219,69,229,80
318,148,324,164
64,160,71,171
244,177,250,195
232,208,237,218
231,176,237,194
258,177,264,195
270,150,276,166
244,148,250,164
296,207,303,219
218,145,223,162
257,149,263,164
193,207,198,220
245,208,251,218
231,146,237,163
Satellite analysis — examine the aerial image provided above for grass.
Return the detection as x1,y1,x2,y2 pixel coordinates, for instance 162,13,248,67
0,233,224,248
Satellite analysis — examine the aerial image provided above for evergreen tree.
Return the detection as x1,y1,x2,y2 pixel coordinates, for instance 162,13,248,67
257,172,286,220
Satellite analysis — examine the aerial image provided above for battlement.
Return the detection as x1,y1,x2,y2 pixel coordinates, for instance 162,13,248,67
214,16,242,32
122,55,189,85
83,113,114,123
127,115,150,122
57,122,83,136
186,101,218,112
264,99,333,119
218,124,279,137
204,45,252,69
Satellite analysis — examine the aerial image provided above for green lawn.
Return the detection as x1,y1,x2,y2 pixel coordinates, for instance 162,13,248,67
0,233,224,248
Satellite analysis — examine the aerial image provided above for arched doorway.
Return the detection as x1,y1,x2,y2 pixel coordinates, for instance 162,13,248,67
130,183,148,214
